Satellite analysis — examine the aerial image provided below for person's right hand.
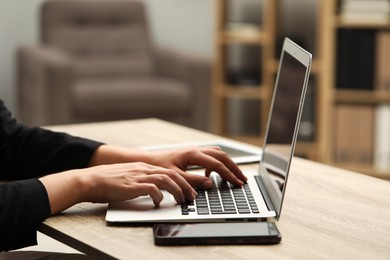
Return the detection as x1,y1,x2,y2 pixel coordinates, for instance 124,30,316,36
81,162,197,205
40,162,197,214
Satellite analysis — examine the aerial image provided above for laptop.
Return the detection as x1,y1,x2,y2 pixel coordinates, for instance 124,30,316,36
105,38,312,223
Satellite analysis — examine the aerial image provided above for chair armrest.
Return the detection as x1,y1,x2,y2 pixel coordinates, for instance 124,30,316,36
154,47,212,131
17,45,74,126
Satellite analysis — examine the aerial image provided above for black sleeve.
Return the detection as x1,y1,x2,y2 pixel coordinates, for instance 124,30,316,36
0,179,50,251
0,100,103,179
0,99,103,250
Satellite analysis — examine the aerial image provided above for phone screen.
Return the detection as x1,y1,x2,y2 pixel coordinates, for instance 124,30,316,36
154,222,281,245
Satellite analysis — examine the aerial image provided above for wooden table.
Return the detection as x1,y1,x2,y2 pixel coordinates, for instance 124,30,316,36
42,119,390,260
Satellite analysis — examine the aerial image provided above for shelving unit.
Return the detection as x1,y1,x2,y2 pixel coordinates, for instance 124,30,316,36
213,0,390,179
320,0,390,179
212,0,324,161
212,0,276,147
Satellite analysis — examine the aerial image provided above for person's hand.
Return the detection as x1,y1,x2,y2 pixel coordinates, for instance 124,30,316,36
89,145,247,190
80,162,197,204
41,145,248,215
40,162,198,214
142,146,247,189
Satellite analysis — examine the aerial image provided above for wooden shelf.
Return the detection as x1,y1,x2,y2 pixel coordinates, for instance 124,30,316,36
213,0,276,150
213,0,321,163
335,90,390,104
214,0,390,180
213,0,390,177
215,85,268,99
268,59,321,74
216,0,390,178
334,17,390,29
220,26,268,45
319,0,390,179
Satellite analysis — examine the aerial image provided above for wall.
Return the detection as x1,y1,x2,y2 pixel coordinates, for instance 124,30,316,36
141,0,214,57
0,0,43,114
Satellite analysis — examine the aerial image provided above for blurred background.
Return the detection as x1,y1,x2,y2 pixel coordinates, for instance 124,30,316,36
0,0,316,119
0,0,389,179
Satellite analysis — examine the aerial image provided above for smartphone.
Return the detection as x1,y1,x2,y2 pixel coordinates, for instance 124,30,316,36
153,222,282,246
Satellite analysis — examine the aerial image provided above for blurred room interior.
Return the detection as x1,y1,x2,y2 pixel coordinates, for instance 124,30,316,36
0,0,389,179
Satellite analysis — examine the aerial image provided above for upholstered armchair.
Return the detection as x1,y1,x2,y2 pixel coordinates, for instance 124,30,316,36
17,0,211,131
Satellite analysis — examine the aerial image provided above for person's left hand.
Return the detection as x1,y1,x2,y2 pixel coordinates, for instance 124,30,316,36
143,146,247,189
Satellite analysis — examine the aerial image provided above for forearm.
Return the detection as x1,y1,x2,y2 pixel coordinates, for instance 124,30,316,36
39,170,89,214
88,145,151,167
39,145,160,215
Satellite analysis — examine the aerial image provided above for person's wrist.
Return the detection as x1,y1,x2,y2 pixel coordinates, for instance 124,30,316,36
39,169,92,214
74,170,96,203
89,145,149,166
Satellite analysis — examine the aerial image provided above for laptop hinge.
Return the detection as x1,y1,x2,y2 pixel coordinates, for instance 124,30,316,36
255,175,275,213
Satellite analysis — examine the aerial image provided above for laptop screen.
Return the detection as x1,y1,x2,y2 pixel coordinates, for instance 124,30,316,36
260,38,311,219
262,51,308,173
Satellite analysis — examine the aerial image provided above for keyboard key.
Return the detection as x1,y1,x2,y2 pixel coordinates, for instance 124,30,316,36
197,208,210,215
238,209,251,214
191,175,259,216
211,210,237,215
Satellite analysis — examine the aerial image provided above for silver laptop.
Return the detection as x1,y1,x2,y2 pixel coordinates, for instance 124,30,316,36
105,38,312,223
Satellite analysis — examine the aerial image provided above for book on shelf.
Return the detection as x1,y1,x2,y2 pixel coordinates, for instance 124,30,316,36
336,29,375,90
374,104,390,171
355,105,375,165
335,105,355,163
376,31,390,91
334,105,374,166
340,0,390,23
341,0,390,11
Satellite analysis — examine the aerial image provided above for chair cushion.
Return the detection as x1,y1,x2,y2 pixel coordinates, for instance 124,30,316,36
41,0,154,77
72,77,191,121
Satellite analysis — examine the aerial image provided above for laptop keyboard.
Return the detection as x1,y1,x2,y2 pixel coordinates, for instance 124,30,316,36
181,175,259,215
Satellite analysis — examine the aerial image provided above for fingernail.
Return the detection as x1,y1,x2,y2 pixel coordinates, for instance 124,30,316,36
192,190,198,200
153,200,161,207
203,180,212,189
234,181,244,187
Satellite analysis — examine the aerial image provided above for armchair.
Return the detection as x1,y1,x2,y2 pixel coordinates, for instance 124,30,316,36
17,0,211,131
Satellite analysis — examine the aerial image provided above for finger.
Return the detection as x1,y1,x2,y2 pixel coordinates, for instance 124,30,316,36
137,174,185,204
202,145,222,151
132,183,164,206
186,148,245,187
178,170,213,190
201,148,247,182
163,169,198,201
143,167,197,201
